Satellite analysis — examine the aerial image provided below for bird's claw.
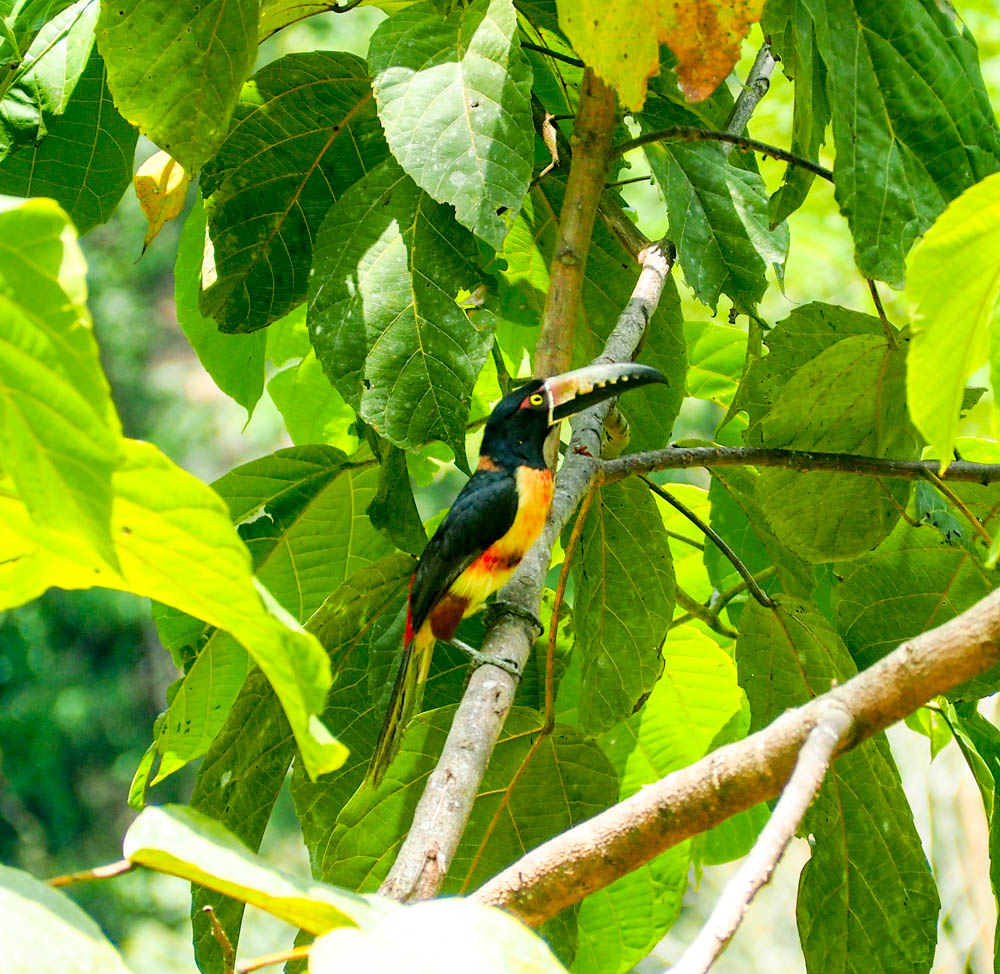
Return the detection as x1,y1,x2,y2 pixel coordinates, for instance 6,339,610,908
447,638,521,677
484,600,545,639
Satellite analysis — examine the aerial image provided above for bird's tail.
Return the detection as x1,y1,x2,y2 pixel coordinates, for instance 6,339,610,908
367,616,434,787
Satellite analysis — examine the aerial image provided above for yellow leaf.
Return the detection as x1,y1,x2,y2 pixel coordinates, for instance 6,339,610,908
133,149,190,251
558,0,764,110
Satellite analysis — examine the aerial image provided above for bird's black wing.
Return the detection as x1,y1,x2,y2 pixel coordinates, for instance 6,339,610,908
408,468,520,634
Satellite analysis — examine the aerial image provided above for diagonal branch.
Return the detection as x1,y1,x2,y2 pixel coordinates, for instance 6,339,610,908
602,446,1000,485
669,704,852,974
472,586,1000,925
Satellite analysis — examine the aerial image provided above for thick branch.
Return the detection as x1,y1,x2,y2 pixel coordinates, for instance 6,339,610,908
379,241,676,902
602,446,1000,485
534,68,617,375
472,587,1000,924
670,704,852,974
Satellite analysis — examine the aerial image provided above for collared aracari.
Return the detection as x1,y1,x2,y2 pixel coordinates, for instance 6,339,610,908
367,361,667,784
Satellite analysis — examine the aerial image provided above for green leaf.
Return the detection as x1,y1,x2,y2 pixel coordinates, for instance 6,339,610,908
834,485,1000,699
640,95,787,313
572,478,675,735
308,156,495,462
257,0,348,40
0,864,132,974
0,1,80,81
187,668,296,972
0,196,120,567
905,171,1000,466
806,0,1000,283
199,51,388,332
575,627,745,974
367,440,427,556
368,0,533,250
96,0,258,172
174,197,266,417
268,352,359,453
0,45,136,233
653,483,713,605
310,898,567,973
0,438,345,779
318,707,618,892
153,446,391,780
123,805,383,933
684,320,747,408
736,597,938,974
755,335,918,561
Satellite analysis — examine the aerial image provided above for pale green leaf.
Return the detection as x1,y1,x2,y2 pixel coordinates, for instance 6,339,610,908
572,478,675,734
0,196,120,567
200,51,388,332
0,864,133,974
123,805,383,933
368,0,533,250
174,197,265,417
268,352,359,453
96,0,257,171
309,899,566,973
684,320,747,408
308,157,494,461
906,171,1000,467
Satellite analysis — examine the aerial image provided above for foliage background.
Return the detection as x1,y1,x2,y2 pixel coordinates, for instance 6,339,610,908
3,1,1000,971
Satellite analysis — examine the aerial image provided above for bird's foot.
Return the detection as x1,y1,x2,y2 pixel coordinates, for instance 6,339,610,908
447,638,521,677
484,600,545,639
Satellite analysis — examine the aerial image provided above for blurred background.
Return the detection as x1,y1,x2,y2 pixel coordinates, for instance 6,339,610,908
1,2,999,971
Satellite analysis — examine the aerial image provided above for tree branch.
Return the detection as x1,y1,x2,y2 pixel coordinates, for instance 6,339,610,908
472,586,1000,925
379,239,677,902
602,446,1000,485
615,127,833,183
669,704,852,974
534,68,618,375
725,44,776,138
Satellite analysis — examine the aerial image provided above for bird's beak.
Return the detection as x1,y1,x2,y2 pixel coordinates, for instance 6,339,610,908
543,363,668,425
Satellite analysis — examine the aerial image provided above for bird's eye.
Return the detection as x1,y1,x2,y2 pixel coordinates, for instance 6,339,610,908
529,393,545,406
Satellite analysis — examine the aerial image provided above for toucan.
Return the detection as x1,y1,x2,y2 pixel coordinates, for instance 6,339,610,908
368,361,668,784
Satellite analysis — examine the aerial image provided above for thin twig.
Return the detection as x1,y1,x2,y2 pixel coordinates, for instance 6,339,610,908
236,946,311,973
867,279,899,350
47,859,133,887
725,44,776,137
669,704,853,974
665,529,705,551
603,447,1000,486
616,127,833,183
330,0,365,10
606,175,654,189
921,469,993,547
472,586,1000,925
640,476,775,609
674,588,739,639
519,40,585,68
709,566,777,613
202,907,235,974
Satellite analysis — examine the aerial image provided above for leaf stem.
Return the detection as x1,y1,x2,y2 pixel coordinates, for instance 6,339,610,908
867,279,899,350
920,468,993,547
674,587,739,639
47,859,133,887
519,40,584,68
202,907,235,974
236,946,311,973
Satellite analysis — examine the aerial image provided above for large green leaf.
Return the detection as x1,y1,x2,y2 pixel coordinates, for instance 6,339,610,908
572,478,675,735
736,597,938,974
802,0,1000,283
96,0,257,171
174,197,266,417
905,171,1000,466
684,320,747,409
0,438,344,779
574,627,745,974
0,196,120,567
0,1,80,89
0,864,132,974
308,156,495,461
834,483,1000,698
152,446,391,780
316,707,617,893
200,51,389,332
268,352,359,453
124,805,383,932
368,0,532,250
310,898,567,973
754,334,918,561
0,29,136,233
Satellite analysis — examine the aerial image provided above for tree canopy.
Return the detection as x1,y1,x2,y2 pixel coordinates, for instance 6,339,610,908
4,0,1000,972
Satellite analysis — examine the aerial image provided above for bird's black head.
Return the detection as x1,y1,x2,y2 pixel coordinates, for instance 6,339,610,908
479,363,668,470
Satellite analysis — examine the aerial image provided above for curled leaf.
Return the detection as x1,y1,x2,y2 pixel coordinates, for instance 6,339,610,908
134,149,190,251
